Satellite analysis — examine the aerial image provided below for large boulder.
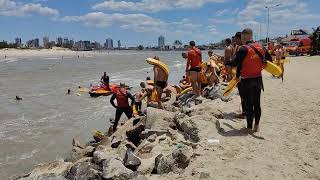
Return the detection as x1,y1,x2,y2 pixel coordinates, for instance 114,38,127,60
175,117,200,143
123,148,141,171
102,158,133,179
93,145,118,164
155,146,193,174
67,161,102,180
145,108,176,130
71,146,95,162
26,160,73,179
137,156,157,175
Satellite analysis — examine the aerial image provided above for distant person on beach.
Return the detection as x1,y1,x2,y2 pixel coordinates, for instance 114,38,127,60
5,55,7,59
110,83,135,132
224,38,234,82
186,41,202,97
153,56,168,109
226,28,272,133
274,44,285,80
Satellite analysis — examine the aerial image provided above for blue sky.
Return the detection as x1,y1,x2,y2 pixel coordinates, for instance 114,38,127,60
0,0,319,46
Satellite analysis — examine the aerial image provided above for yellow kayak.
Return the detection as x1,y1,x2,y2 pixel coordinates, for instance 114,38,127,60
264,61,282,76
179,87,193,96
223,78,238,97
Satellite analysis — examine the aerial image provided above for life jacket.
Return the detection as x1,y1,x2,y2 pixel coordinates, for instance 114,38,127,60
116,88,129,108
241,42,265,78
188,48,202,68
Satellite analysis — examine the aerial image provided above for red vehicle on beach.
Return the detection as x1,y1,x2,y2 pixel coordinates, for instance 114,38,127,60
285,38,311,56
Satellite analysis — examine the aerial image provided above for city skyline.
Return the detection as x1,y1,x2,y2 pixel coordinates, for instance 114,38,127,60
1,0,319,46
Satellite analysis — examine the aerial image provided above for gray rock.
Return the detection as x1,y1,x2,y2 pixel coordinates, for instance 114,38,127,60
123,148,141,171
38,175,67,180
27,160,73,179
67,162,102,180
71,146,95,162
140,129,169,140
102,158,133,179
137,156,156,175
111,137,122,148
156,146,193,174
175,117,200,143
93,145,117,164
145,108,176,130
128,172,149,180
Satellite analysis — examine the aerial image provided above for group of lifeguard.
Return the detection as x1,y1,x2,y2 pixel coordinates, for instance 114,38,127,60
108,28,279,134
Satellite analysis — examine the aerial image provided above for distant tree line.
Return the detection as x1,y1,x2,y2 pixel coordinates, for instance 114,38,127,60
0,41,17,49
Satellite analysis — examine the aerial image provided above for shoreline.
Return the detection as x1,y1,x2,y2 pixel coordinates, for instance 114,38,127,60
8,55,320,180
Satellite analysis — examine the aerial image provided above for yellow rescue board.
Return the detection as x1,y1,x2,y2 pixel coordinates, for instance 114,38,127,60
95,89,111,94
179,87,193,96
146,58,170,75
223,78,238,97
264,61,282,76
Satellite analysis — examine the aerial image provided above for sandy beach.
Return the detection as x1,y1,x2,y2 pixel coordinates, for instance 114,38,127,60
175,55,320,180
5,55,320,180
0,48,97,59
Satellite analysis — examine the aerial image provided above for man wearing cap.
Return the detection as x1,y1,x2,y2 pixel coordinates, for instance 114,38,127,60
110,83,135,132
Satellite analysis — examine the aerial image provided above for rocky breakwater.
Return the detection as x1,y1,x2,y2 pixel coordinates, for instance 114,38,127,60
10,86,241,180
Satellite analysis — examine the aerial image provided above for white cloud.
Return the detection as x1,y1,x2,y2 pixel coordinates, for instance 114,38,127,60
216,9,229,16
61,12,203,34
237,0,319,34
0,0,59,17
92,0,226,12
208,26,219,34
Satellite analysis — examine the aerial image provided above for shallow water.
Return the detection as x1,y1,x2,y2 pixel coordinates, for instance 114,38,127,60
0,50,222,178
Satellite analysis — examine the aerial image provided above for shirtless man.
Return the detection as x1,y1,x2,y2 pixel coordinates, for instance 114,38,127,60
224,38,234,82
134,88,145,111
206,50,220,86
153,56,168,109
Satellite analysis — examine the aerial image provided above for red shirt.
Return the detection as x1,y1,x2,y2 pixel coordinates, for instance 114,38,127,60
187,47,202,69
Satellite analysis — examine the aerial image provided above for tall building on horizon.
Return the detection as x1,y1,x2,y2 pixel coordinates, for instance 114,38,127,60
105,38,113,49
43,37,49,49
158,36,165,48
15,37,22,48
117,40,121,49
56,37,63,47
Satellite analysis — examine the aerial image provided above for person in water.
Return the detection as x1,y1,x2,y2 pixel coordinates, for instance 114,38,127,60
15,96,23,100
100,72,110,90
110,83,135,132
153,56,168,109
67,89,71,95
224,38,234,82
186,41,202,97
227,28,272,133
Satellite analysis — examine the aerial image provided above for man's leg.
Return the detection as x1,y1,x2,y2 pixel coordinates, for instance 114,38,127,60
190,71,198,95
242,80,254,130
113,108,124,131
253,82,262,132
196,72,201,96
124,107,133,119
155,85,164,109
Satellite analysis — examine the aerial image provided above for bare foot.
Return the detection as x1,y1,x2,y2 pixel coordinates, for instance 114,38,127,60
253,125,260,132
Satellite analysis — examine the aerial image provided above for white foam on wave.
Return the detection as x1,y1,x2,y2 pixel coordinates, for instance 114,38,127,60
19,149,40,160
46,57,60,60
